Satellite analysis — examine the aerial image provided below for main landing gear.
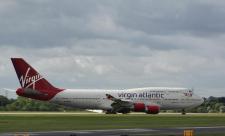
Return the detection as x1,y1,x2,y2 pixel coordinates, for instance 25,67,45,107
182,109,186,115
105,110,117,114
105,109,130,114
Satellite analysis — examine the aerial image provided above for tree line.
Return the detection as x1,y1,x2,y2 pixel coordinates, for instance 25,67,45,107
187,96,225,113
0,95,225,112
0,95,80,111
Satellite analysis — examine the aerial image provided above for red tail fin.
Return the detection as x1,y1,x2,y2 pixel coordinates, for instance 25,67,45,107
11,58,63,101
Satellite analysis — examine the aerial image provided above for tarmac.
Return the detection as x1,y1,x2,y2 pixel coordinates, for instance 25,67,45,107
2,126,225,136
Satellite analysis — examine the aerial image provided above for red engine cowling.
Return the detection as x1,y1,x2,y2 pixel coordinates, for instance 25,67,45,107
134,103,145,112
146,105,160,114
16,88,24,96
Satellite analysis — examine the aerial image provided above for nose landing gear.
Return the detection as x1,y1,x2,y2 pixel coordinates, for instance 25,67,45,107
182,109,186,115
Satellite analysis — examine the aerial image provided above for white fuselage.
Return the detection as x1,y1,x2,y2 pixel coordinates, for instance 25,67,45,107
11,58,204,113
50,87,204,110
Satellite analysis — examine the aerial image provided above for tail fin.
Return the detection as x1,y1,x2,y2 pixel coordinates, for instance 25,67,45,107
11,58,63,101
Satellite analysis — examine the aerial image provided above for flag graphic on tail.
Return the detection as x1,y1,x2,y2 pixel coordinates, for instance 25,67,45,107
19,67,43,89
11,58,63,101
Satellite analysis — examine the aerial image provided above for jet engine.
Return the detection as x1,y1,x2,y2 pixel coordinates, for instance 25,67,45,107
133,103,145,112
145,105,160,114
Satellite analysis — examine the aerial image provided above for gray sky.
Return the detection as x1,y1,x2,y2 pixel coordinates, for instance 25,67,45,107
1,0,225,97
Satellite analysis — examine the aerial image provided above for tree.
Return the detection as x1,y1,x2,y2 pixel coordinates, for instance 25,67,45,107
0,95,10,107
196,107,207,113
215,103,224,112
219,106,225,113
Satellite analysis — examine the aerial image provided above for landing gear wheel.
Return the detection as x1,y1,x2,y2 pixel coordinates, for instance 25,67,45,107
105,110,117,114
182,109,186,115
121,111,129,114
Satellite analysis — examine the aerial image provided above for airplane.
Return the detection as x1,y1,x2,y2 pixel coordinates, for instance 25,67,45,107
11,58,204,114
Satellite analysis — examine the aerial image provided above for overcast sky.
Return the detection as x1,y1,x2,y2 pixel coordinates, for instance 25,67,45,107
1,0,225,97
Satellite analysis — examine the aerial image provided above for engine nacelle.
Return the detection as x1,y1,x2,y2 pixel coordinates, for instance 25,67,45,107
133,103,145,112
145,105,160,114
16,88,24,96
16,87,50,101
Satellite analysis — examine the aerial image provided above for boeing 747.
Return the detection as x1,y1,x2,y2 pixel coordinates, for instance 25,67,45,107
11,58,204,114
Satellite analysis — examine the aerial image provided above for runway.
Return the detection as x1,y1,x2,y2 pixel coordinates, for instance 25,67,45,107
2,126,225,136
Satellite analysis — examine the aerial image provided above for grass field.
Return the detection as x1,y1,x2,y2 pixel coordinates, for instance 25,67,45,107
0,112,225,134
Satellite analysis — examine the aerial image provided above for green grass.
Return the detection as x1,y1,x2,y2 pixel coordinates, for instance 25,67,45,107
0,113,225,133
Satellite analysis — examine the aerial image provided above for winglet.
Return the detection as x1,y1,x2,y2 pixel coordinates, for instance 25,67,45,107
106,94,120,102
106,94,114,100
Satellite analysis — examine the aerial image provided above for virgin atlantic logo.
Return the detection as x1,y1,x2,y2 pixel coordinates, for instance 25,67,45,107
19,67,43,89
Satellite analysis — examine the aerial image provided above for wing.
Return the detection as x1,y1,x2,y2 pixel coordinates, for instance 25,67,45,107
106,94,133,113
2,88,16,92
